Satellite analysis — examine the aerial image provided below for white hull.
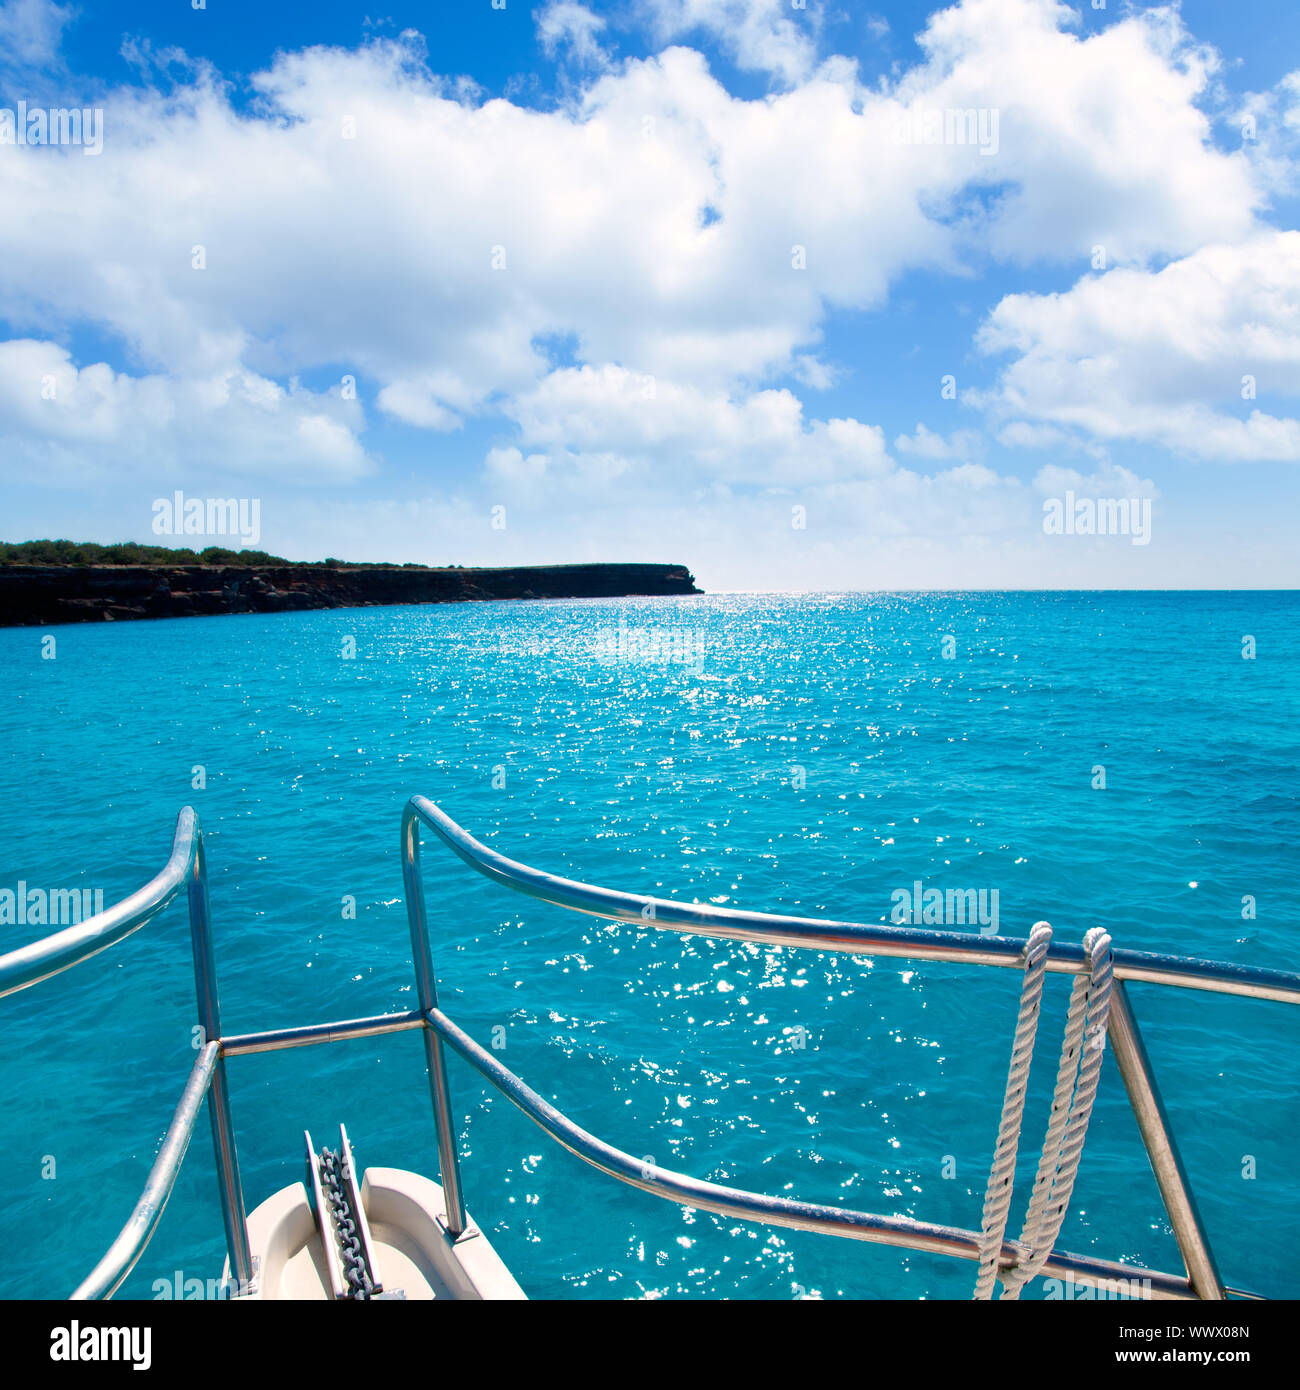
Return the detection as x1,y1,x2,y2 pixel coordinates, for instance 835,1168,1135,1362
223,1167,527,1301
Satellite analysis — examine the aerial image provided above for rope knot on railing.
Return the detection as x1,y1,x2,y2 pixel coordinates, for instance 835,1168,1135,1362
973,923,1115,1301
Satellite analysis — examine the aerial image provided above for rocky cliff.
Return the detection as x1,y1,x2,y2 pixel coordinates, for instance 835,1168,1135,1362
0,562,701,627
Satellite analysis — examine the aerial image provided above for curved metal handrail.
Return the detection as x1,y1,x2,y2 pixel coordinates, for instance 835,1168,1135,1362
0,808,199,999
0,808,254,1298
71,1042,221,1301
5,798,1291,1301
402,795,1300,1300
425,1005,1211,1298
405,794,1300,1004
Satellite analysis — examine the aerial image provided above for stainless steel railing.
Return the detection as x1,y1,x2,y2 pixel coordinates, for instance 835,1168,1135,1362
2,798,1296,1300
401,795,1299,1300
0,808,255,1298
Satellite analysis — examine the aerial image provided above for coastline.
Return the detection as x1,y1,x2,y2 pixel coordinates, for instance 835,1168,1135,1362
0,561,701,627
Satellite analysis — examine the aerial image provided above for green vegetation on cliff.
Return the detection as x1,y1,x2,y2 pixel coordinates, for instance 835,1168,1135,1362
0,539,293,567
0,540,450,568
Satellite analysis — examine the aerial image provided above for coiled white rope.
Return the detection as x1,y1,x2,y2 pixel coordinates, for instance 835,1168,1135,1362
973,924,1115,1300
972,922,1053,1299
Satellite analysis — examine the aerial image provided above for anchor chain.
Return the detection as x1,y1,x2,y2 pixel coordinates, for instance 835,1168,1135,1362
318,1147,376,1300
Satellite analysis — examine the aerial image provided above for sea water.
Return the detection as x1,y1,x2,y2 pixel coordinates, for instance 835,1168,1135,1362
0,591,1296,1300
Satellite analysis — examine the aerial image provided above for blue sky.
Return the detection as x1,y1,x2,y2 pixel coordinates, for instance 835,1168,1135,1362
1,0,1298,589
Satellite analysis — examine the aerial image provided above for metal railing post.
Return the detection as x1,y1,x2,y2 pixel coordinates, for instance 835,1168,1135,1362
187,825,254,1289
1106,980,1224,1300
10,797,1291,1298
402,806,468,1237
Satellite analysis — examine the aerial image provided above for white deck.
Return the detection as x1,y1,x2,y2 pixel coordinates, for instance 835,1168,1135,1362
225,1167,527,1301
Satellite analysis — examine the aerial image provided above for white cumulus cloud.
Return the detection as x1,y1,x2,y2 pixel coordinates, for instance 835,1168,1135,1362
977,230,1300,461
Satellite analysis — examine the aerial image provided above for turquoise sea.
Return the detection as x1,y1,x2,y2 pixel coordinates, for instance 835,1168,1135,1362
1,591,1297,1300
